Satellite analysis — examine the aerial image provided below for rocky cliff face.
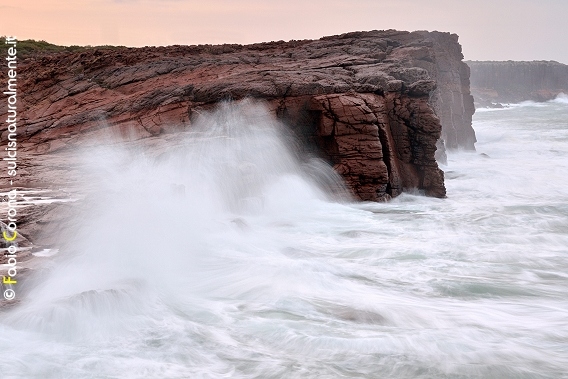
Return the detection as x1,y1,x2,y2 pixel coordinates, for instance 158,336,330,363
1,30,475,207
423,33,476,150
467,60,568,105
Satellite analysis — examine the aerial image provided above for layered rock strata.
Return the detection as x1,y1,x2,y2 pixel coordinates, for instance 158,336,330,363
1,30,476,207
467,60,568,105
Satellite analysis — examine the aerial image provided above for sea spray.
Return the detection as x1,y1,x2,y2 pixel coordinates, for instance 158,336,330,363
0,99,567,378
551,92,568,104
0,101,354,377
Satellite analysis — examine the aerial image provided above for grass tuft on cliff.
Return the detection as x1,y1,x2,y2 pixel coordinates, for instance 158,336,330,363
0,37,122,58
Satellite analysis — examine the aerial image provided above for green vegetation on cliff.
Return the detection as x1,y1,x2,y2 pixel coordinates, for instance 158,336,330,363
0,37,122,57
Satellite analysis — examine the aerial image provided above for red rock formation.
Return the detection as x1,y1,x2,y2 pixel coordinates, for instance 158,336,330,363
421,32,476,150
0,30,477,205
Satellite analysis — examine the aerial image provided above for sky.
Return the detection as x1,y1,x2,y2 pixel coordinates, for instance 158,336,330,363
1,0,567,64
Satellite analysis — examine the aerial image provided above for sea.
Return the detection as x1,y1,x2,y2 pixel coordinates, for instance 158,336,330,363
0,96,567,379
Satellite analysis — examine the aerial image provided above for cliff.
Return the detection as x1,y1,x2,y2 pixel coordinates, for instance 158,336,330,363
407,33,476,150
467,60,568,105
2,31,477,206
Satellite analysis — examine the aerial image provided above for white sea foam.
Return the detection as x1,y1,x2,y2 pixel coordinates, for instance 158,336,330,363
474,106,507,113
550,92,568,104
1,100,567,378
477,93,568,113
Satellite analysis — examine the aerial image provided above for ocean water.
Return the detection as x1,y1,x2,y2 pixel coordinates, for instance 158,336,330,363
1,98,567,379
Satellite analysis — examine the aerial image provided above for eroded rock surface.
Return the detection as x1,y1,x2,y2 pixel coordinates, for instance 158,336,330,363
0,30,477,247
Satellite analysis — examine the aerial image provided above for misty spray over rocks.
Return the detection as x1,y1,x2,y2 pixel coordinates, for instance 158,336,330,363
1,98,568,378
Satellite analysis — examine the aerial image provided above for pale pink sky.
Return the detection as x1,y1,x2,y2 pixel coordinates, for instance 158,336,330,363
1,0,567,63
